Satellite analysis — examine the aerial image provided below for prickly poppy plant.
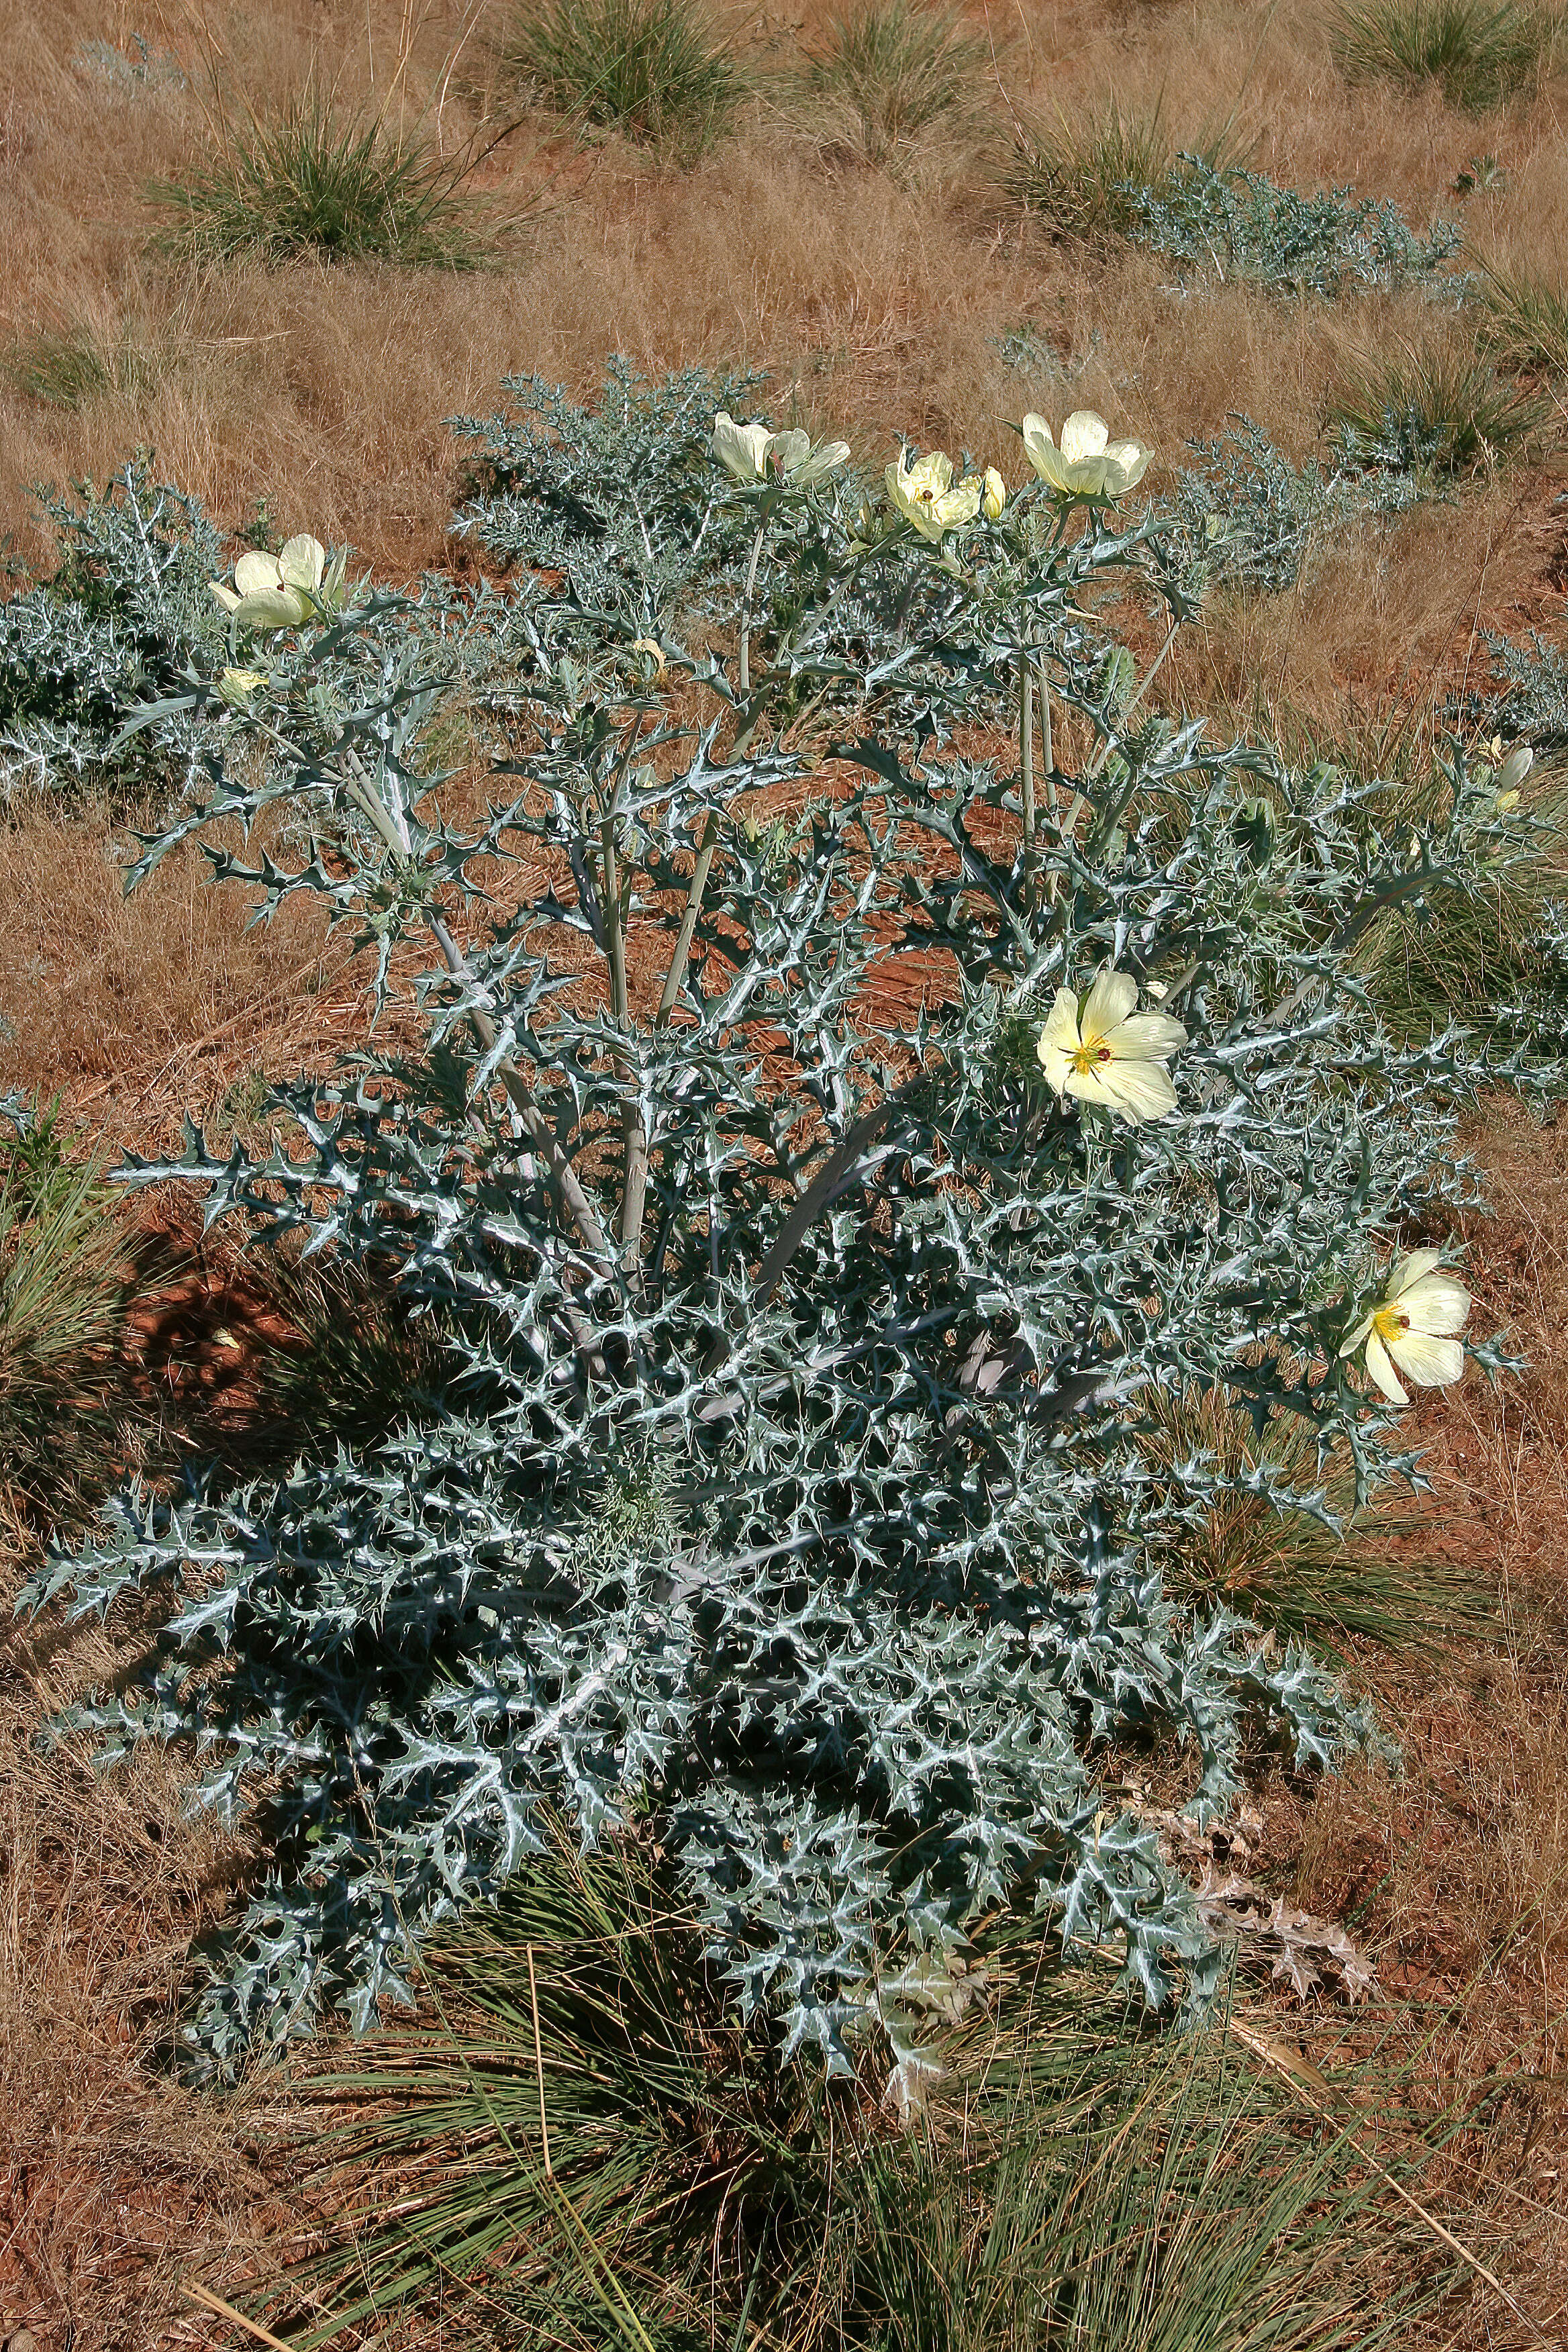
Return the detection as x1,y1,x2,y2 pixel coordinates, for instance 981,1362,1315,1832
24,374,1567,2079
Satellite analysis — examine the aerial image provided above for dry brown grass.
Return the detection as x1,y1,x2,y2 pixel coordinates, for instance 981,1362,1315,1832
0,795,358,1148
4,1,1568,2344
0,1550,281,2351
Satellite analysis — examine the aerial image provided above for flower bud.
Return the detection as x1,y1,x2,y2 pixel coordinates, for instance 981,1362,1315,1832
982,467,1007,521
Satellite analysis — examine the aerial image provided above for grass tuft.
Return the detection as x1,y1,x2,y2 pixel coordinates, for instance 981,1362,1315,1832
263,1829,1455,2351
2,326,162,411
0,1101,133,1528
1138,1387,1489,1656
150,99,501,267
1327,0,1555,110
1475,254,1568,377
507,0,742,156
1326,338,1546,479
1010,100,1176,237
252,1253,453,1458
793,0,993,170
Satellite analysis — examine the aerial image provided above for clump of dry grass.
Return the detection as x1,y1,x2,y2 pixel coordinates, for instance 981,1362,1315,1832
151,97,506,268
788,0,997,173
503,0,742,154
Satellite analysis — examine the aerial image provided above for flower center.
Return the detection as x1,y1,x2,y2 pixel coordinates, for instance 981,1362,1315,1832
1070,1044,1114,1075
1373,1306,1410,1341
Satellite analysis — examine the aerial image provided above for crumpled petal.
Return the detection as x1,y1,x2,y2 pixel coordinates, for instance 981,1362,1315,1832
1385,1328,1465,1390
1389,1248,1444,1295
1035,987,1081,1091
1397,1275,1471,1338
278,534,326,593
1104,440,1151,493
233,550,283,596
767,428,813,476
1104,1012,1189,1059
792,438,851,485
1060,411,1110,464
1338,1312,1376,1357
1020,415,1069,493
231,586,311,630
1067,1055,1177,1123
713,412,772,481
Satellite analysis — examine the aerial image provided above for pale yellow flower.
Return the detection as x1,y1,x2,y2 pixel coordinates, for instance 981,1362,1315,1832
209,534,344,630
1495,742,1532,808
217,667,266,707
885,448,983,542
981,466,1007,521
1036,968,1187,1123
712,411,850,485
1021,411,1150,503
1338,1250,1470,1406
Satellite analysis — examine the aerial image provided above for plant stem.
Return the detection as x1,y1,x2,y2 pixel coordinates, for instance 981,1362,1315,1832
426,910,615,1272
1019,648,1036,912
620,808,722,1272
738,519,767,699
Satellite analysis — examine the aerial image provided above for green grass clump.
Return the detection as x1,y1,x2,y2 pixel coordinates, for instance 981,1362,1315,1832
1327,340,1545,479
795,0,992,169
150,100,498,266
1,326,158,410
264,1832,1453,2351
1,1103,133,1526
1475,255,1568,376
1010,101,1176,236
1360,761,1568,1035
507,0,741,156
252,1253,453,1459
1327,0,1555,111
1138,1387,1487,1657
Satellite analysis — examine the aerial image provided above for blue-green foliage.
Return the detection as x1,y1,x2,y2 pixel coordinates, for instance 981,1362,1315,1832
451,359,766,632
1477,626,1568,746
1126,156,1461,297
0,458,225,800
1162,418,1424,599
24,387,1564,2083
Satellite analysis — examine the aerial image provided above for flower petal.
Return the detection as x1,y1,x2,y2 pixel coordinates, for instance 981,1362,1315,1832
1060,411,1110,463
1389,1248,1445,1296
793,438,850,485
232,587,310,630
713,413,769,481
1102,1012,1188,1061
767,428,812,476
1036,987,1081,1091
234,550,282,596
1075,1056,1177,1123
1363,1328,1409,1405
1338,1312,1376,1358
1080,967,1139,1040
1385,1328,1465,1389
209,581,242,613
278,534,326,592
1397,1275,1471,1336
1104,440,1150,493
1021,415,1071,493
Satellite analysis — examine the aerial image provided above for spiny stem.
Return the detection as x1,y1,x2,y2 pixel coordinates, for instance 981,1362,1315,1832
655,810,720,1027
426,910,614,1273
620,808,723,1273
739,519,767,699
1019,647,1040,914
